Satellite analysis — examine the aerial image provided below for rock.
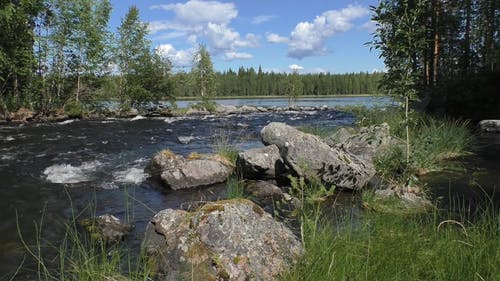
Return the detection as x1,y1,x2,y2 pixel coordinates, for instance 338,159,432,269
186,107,210,115
374,188,396,199
215,104,239,115
80,214,134,245
325,123,396,163
261,122,374,190
478,120,500,133
177,136,196,144
240,105,258,113
142,199,303,281
245,180,284,205
9,108,35,122
236,145,283,179
150,150,233,190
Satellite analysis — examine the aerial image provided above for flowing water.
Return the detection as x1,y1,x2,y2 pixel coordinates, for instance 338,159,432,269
0,97,397,278
1,96,498,279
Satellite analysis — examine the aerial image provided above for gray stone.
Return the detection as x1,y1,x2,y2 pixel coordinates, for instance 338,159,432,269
150,150,233,189
177,136,196,144
245,180,284,204
236,145,283,179
325,123,397,163
478,120,500,133
80,214,134,245
215,104,239,115
142,199,303,281
261,122,374,190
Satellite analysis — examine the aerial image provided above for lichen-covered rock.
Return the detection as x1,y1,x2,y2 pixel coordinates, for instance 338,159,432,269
80,214,134,245
142,199,303,281
236,145,283,179
261,122,374,190
325,123,397,162
149,150,233,189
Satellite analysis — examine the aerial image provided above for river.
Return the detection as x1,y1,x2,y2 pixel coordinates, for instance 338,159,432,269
0,96,396,278
1,96,498,279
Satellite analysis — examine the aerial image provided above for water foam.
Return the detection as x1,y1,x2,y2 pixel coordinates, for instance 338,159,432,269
130,115,146,121
43,161,101,184
58,119,76,125
113,167,148,184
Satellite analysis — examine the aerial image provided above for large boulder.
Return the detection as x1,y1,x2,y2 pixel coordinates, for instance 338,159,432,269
150,150,233,189
236,145,283,179
261,122,374,190
324,123,396,162
142,199,303,281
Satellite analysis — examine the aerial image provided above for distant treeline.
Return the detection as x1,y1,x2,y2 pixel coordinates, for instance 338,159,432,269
173,69,383,97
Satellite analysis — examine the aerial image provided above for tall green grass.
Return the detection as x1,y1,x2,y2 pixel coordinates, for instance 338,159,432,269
281,206,500,281
14,191,153,281
341,106,474,184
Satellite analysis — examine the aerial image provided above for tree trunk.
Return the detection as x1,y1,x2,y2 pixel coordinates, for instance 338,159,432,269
432,0,440,85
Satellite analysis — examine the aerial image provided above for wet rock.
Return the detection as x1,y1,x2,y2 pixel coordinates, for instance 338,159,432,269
325,123,396,162
236,145,283,180
478,120,500,133
80,214,134,245
177,136,196,144
142,199,303,281
261,122,374,190
150,150,233,190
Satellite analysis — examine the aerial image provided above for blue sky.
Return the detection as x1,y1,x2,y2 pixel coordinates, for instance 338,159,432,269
109,0,384,73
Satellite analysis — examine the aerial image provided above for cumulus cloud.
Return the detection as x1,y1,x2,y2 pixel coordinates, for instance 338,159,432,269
266,33,289,44
289,64,304,71
223,52,253,61
252,15,277,24
149,0,257,62
360,20,377,32
155,44,194,68
288,4,369,59
151,0,237,25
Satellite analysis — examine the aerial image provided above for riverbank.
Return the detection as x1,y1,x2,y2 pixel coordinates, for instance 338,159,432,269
4,104,495,280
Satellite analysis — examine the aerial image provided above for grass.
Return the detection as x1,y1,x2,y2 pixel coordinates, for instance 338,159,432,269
226,176,245,199
339,106,474,185
281,198,500,281
13,191,154,281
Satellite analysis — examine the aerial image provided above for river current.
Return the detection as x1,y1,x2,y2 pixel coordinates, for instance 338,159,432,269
0,97,395,278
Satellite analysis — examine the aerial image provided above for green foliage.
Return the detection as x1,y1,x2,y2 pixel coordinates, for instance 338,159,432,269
226,176,245,199
191,44,217,102
64,101,88,118
281,208,500,281
349,107,474,184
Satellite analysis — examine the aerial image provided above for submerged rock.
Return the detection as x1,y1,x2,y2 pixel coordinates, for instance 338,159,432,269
149,150,233,189
236,145,283,180
142,199,303,281
80,214,134,245
261,122,374,190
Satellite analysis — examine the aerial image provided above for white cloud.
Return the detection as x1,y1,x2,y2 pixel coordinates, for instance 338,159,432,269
360,20,377,32
223,52,253,61
151,0,237,25
149,0,257,61
252,15,277,24
289,64,304,71
288,5,369,59
266,33,289,44
155,44,194,68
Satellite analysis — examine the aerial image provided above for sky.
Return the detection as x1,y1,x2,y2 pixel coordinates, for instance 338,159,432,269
109,0,384,74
